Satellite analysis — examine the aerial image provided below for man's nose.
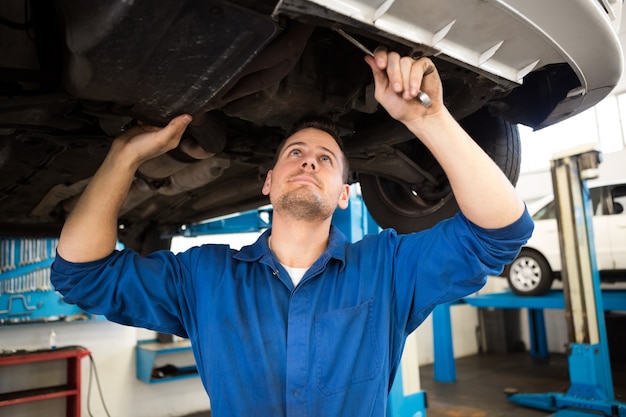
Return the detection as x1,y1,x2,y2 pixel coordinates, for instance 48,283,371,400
301,160,317,171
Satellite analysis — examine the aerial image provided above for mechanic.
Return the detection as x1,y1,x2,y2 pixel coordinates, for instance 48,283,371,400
50,49,533,416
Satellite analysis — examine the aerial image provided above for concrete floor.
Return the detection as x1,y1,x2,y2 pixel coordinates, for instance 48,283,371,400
420,352,626,417
180,351,626,416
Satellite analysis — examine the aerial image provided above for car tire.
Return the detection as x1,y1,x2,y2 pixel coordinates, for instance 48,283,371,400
504,249,554,296
359,106,521,233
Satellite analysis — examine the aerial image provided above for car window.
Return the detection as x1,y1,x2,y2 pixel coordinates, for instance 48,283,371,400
610,185,626,215
532,200,556,220
590,187,603,216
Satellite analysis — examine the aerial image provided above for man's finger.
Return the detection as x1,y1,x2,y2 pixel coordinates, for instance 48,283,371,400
409,62,424,98
399,56,417,99
384,51,403,93
165,114,193,136
364,55,389,91
421,58,436,77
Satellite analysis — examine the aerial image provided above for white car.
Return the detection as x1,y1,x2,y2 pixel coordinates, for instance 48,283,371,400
503,181,626,295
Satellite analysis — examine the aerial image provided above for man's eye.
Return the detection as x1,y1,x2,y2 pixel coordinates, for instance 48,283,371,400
290,149,301,156
320,155,331,163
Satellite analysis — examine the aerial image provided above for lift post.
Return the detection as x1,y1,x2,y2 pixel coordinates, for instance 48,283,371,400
507,144,626,416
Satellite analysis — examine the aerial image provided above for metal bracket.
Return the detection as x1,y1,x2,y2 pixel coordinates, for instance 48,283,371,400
0,294,38,315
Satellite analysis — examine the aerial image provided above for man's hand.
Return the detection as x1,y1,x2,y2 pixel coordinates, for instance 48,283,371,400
110,114,193,171
57,114,192,262
366,51,525,229
365,49,443,124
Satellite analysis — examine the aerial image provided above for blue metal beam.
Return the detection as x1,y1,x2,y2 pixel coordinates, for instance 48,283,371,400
387,366,428,417
463,290,626,311
432,302,457,383
433,290,626,385
178,207,273,236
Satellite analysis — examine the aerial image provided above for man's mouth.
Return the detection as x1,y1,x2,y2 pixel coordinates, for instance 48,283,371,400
289,174,320,187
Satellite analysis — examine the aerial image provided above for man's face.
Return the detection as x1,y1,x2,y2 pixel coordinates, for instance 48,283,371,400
262,128,350,221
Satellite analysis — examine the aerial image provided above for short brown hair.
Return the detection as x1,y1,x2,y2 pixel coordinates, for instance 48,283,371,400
274,117,350,182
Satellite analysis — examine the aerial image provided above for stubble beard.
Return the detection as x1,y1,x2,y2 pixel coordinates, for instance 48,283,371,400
274,187,334,222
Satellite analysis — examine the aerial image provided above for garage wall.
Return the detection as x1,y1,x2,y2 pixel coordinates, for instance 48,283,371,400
411,305,481,365
517,147,626,203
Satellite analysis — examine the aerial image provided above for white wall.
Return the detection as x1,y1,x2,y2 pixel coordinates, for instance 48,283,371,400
517,147,626,203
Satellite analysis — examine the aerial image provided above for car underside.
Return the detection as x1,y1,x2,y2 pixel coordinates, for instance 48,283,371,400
0,0,622,252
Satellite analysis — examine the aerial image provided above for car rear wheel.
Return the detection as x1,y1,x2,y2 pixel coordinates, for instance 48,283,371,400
504,249,554,296
359,106,521,232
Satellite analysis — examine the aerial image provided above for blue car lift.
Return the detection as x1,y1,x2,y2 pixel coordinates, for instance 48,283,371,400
179,189,427,417
432,289,626,384
506,145,625,416
432,145,626,416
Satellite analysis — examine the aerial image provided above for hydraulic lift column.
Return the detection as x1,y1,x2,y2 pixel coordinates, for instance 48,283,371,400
508,145,625,416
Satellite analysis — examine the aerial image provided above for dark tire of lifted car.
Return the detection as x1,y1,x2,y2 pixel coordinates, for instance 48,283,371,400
504,248,555,296
359,106,521,233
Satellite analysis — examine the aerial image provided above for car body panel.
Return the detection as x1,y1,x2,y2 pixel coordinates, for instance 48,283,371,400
607,183,626,269
294,0,623,127
592,215,615,271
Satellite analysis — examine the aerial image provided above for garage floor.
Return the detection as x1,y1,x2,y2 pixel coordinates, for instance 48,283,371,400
420,352,626,417
183,352,626,417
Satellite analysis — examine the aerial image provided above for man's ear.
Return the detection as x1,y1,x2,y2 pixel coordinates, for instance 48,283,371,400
337,184,350,210
262,170,272,196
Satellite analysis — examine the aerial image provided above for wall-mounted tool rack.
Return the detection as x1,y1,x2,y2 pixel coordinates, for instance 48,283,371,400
0,238,93,325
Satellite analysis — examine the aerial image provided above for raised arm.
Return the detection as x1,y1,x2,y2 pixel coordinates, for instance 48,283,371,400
365,51,524,229
57,115,192,262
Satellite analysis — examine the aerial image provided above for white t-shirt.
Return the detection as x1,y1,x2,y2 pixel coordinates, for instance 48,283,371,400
280,263,308,287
